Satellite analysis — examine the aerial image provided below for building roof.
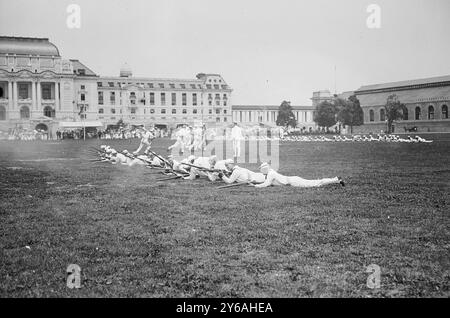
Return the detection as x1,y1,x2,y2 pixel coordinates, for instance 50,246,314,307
0,36,60,56
232,105,315,111
356,75,450,93
338,91,355,100
98,76,204,83
70,59,97,77
355,85,450,107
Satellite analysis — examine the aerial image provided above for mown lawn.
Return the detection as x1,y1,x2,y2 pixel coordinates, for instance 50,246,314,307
0,137,449,297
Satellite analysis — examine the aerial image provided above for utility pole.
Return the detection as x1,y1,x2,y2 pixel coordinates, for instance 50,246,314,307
334,65,337,95
78,103,86,140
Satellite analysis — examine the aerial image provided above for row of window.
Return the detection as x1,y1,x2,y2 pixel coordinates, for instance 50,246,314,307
98,116,229,123
0,105,55,120
0,84,54,100
0,57,55,68
369,105,449,122
97,81,229,90
97,91,228,106
98,108,228,115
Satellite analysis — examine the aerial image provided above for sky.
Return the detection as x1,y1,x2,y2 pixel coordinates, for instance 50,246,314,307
1,0,449,105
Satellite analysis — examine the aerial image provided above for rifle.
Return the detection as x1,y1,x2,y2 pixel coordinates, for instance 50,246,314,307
121,152,164,169
155,174,185,181
217,182,254,189
180,162,226,173
148,150,172,167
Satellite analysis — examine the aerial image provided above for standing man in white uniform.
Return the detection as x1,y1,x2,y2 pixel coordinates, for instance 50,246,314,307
231,122,243,160
133,127,155,155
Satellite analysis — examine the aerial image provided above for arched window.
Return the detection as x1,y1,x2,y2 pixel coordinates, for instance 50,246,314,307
98,108,104,114
43,106,55,118
442,105,448,119
403,107,408,120
428,105,434,120
20,106,30,119
380,109,385,122
0,105,6,120
415,107,421,120
369,109,374,122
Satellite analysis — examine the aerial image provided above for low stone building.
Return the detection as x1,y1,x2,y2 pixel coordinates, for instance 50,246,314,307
353,76,450,133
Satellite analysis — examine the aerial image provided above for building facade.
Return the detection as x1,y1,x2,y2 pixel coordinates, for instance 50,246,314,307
353,76,450,133
0,36,80,134
0,36,232,136
95,72,232,129
232,104,316,129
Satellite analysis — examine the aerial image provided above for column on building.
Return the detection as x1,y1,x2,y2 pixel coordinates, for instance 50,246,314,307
37,81,41,113
13,81,18,110
8,81,13,110
55,81,60,111
31,80,36,111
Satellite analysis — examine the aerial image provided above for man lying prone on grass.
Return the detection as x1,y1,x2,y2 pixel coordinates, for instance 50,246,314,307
251,162,345,188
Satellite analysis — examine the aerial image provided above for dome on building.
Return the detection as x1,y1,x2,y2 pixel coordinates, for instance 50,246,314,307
120,63,132,77
0,36,60,56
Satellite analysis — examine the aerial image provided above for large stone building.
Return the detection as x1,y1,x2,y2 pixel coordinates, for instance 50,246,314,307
0,36,78,134
95,72,232,129
353,76,450,133
0,36,232,136
232,104,316,130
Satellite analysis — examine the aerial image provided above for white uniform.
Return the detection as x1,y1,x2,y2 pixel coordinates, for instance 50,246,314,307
112,153,131,165
128,155,151,167
231,125,243,158
255,169,340,188
168,128,186,153
134,130,154,154
151,156,163,166
214,160,229,171
177,156,195,172
184,128,194,150
222,166,266,184
208,160,232,182
170,159,187,173
192,127,203,150
184,157,213,180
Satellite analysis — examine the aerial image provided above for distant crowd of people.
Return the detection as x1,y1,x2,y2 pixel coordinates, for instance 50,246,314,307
97,127,168,140
282,134,433,143
0,128,49,141
54,126,169,140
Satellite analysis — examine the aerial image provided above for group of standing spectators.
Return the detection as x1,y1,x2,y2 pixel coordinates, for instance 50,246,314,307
0,128,49,141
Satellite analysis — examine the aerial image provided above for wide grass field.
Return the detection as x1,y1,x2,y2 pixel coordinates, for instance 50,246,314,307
0,136,449,297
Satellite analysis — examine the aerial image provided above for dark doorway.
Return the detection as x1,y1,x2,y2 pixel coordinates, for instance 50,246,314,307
35,123,48,131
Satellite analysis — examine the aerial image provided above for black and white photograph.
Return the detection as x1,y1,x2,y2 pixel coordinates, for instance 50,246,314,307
0,0,449,302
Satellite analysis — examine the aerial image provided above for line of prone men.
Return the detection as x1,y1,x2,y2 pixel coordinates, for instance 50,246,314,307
96,145,345,189
98,145,265,185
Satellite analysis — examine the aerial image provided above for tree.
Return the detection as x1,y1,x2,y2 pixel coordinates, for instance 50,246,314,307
276,101,297,128
336,95,364,134
314,101,337,128
385,94,406,133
